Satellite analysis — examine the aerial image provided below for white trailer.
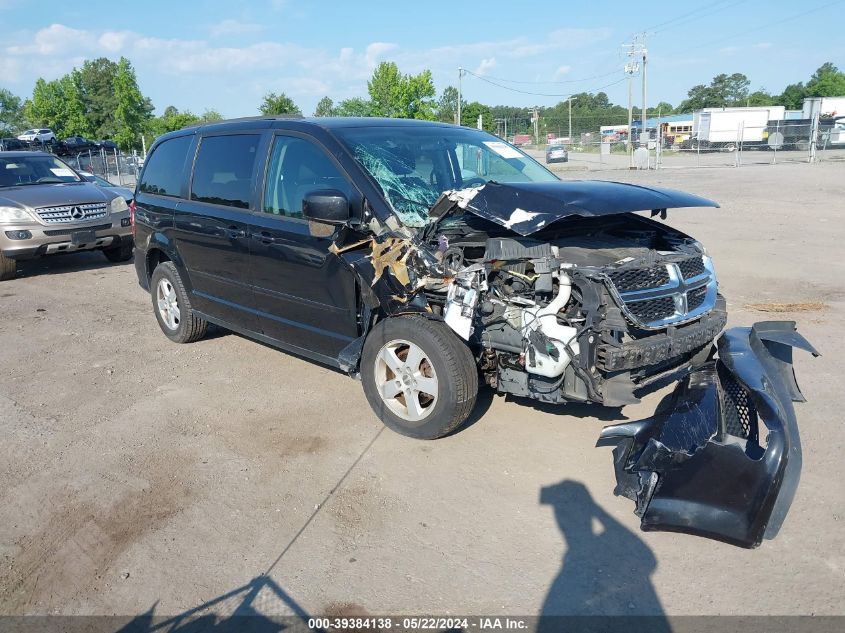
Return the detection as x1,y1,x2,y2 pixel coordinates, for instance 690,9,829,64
692,106,785,149
802,96,845,119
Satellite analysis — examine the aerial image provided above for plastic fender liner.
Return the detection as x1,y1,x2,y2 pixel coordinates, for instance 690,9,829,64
597,321,818,548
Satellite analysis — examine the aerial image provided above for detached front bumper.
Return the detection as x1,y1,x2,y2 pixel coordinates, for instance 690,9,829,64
597,321,818,548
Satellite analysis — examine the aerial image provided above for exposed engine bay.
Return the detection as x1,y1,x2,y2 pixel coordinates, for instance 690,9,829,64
418,190,726,407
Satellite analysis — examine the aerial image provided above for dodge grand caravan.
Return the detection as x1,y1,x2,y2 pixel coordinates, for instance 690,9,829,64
134,117,816,548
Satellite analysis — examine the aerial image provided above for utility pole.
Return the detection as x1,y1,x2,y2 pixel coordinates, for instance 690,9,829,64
457,67,463,126
568,97,572,143
623,41,639,168
640,35,648,169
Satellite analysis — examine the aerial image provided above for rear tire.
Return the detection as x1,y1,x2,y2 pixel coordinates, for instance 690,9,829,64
103,242,134,263
361,316,478,439
0,252,16,281
150,261,207,343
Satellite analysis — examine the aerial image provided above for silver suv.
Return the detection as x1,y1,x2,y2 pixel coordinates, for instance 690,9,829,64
0,151,134,280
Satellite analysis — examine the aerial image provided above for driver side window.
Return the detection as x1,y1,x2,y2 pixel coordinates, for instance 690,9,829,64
263,136,352,218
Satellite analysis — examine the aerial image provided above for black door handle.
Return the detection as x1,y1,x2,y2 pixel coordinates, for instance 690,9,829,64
259,230,274,244
226,226,245,239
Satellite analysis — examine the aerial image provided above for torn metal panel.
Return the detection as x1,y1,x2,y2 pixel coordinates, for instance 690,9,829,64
330,233,450,317
432,181,719,237
597,321,818,548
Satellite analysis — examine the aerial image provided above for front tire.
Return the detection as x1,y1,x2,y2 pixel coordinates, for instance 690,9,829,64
0,252,16,281
150,261,207,343
361,316,478,439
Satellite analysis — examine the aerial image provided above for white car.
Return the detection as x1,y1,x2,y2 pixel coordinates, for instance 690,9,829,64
17,128,56,143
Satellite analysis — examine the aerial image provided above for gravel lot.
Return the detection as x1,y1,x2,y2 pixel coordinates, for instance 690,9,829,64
1,162,843,620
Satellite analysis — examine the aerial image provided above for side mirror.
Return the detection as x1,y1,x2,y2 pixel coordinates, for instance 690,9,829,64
302,189,350,224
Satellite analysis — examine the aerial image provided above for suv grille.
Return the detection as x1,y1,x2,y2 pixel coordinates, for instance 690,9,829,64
626,296,676,322
678,256,705,279
606,255,717,329
608,265,670,291
36,202,108,224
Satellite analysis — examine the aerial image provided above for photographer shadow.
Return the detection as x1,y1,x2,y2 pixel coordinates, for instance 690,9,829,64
538,480,670,631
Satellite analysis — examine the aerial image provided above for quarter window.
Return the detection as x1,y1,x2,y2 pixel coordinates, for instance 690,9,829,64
138,135,192,197
191,134,261,209
263,136,352,218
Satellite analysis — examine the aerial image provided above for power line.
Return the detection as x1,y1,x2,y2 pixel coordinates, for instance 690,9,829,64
667,0,845,53
462,69,627,98
639,0,746,35
649,0,749,34
470,68,622,85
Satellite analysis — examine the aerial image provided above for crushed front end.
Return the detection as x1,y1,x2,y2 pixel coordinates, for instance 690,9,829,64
418,184,728,407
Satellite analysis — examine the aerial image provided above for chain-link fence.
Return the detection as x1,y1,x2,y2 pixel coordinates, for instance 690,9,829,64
503,110,845,171
0,139,143,186
65,147,142,187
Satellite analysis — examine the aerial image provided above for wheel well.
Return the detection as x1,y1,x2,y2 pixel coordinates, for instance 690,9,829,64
146,249,171,280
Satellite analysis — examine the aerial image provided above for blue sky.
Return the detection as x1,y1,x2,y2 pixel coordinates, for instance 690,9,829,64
1,0,843,117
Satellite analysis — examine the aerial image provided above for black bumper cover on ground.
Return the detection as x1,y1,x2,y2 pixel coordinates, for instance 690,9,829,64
597,321,818,548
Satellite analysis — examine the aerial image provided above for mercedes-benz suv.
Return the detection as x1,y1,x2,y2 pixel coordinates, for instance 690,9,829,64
0,151,134,280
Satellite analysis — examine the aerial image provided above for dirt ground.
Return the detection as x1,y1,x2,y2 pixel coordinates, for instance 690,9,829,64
1,161,843,620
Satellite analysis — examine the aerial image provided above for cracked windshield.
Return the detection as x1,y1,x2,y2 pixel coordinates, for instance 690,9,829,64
335,126,557,227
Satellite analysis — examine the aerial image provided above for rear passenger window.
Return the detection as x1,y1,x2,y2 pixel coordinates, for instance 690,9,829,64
191,135,260,209
138,135,192,197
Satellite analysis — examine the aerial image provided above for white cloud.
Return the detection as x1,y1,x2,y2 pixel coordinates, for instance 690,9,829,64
99,31,130,53
754,42,772,49
474,57,496,76
364,42,398,68
555,65,571,77
209,19,265,37
7,24,87,56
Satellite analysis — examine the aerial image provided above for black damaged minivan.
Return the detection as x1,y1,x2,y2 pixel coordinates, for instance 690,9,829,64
134,117,815,548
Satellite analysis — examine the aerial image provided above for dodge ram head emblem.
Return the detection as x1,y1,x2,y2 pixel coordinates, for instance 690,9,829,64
70,206,84,219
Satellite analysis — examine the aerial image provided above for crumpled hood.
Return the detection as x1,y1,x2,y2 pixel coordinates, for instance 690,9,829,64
0,181,114,209
434,180,719,236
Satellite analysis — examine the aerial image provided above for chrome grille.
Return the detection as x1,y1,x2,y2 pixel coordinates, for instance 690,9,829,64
36,202,108,224
608,264,670,291
606,255,717,330
678,256,705,279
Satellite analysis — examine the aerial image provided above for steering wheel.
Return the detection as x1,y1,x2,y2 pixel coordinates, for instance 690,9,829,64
461,177,488,188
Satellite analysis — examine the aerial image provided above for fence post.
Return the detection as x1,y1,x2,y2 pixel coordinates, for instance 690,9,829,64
115,148,122,185
772,119,779,164
809,112,819,164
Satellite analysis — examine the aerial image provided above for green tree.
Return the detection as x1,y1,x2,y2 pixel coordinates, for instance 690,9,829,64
367,62,436,119
59,71,91,137
654,101,674,115
200,109,224,122
78,58,120,138
0,87,26,135
398,69,436,120
333,97,372,117
678,72,750,111
805,62,845,99
259,92,302,116
25,78,64,132
367,62,403,117
777,83,806,110
112,57,150,149
314,96,334,117
460,101,494,132
437,86,461,124
746,89,774,106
